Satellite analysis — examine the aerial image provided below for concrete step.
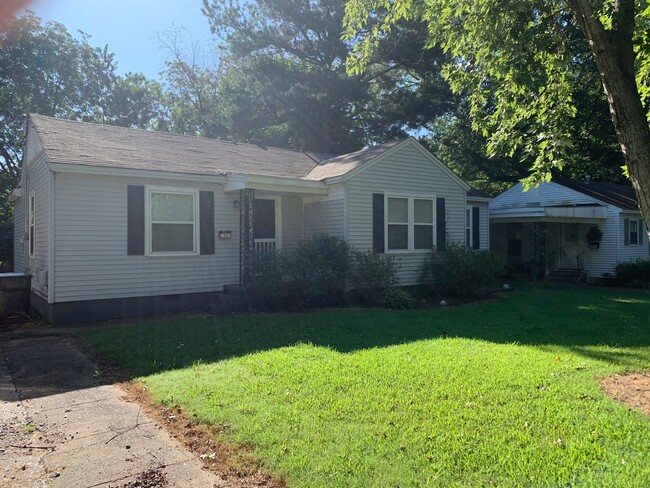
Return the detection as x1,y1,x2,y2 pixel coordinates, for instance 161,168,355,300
548,268,582,283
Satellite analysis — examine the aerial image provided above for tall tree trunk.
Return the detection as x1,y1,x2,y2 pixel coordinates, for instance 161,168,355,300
568,0,650,238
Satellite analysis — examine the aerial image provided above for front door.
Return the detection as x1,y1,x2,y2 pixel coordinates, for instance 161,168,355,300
253,197,281,253
506,223,523,267
560,223,579,269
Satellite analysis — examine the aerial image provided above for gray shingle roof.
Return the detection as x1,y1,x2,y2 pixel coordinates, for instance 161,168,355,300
305,139,407,180
30,115,334,179
555,176,639,210
467,187,491,199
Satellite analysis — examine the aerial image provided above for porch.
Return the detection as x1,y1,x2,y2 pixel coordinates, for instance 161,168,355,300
225,174,333,285
490,204,607,280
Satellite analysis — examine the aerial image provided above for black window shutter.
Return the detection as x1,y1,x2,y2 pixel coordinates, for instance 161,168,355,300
200,191,215,255
436,197,446,250
372,193,384,253
624,218,630,246
472,206,480,250
127,185,145,255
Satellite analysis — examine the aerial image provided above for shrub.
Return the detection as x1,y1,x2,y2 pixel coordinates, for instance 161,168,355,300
614,260,650,287
283,234,351,307
420,243,501,297
250,250,287,309
349,250,400,305
381,288,415,309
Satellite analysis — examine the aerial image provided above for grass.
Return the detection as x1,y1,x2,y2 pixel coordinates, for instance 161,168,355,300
82,285,650,487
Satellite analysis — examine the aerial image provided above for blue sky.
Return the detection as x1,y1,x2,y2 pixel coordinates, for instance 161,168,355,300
21,0,215,79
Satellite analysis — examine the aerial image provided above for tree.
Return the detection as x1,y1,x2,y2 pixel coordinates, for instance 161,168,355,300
428,26,626,196
344,0,650,231
95,73,166,130
0,12,164,264
157,28,228,138
201,0,455,152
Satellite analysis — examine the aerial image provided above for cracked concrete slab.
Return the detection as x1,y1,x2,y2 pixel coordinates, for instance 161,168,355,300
0,327,217,487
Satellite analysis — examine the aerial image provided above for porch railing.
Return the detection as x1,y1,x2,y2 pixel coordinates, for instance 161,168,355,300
254,239,276,255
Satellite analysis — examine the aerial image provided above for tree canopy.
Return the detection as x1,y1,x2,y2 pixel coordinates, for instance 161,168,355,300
344,0,650,225
201,0,456,153
0,12,166,264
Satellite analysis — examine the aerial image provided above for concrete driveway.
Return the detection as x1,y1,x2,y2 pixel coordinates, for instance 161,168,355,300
0,324,218,487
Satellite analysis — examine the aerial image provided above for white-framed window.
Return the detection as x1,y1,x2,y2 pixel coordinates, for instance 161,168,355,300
465,207,472,247
386,195,435,251
624,217,644,247
145,187,199,255
28,191,35,257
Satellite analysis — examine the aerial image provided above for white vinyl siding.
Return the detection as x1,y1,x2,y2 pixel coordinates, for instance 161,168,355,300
346,141,467,285
25,153,49,298
281,196,303,250
491,181,596,209
303,185,345,239
53,172,239,303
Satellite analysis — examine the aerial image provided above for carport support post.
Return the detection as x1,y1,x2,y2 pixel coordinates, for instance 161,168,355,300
239,188,255,287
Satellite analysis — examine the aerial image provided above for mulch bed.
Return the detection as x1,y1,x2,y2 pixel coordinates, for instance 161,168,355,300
600,371,650,417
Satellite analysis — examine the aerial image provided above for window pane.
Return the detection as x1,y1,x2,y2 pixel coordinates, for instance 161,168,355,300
415,225,433,249
254,199,276,239
151,193,194,222
152,223,194,252
387,224,408,250
414,199,433,223
387,198,408,223
630,220,639,245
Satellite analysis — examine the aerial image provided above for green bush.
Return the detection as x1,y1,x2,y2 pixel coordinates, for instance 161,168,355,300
250,250,287,309
420,244,501,297
381,288,415,309
283,234,351,307
349,250,400,306
614,260,650,287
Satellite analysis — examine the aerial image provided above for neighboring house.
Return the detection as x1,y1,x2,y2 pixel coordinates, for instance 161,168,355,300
489,177,650,280
11,115,489,324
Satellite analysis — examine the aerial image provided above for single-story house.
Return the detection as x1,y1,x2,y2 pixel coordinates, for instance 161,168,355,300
11,115,489,324
489,176,650,280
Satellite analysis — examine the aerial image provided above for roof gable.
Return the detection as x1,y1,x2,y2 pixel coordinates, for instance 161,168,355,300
308,137,470,190
490,178,639,212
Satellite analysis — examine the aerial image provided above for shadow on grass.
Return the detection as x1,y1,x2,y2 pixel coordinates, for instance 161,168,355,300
81,284,650,377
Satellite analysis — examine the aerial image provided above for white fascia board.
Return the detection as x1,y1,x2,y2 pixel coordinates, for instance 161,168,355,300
490,205,607,221
48,162,228,184
467,196,492,203
324,176,344,184
545,205,607,220
224,173,328,195
489,207,547,220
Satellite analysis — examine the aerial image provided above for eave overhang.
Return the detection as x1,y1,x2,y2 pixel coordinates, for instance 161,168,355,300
490,204,608,223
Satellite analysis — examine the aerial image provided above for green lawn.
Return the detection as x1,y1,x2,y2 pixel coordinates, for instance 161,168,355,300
82,285,650,487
